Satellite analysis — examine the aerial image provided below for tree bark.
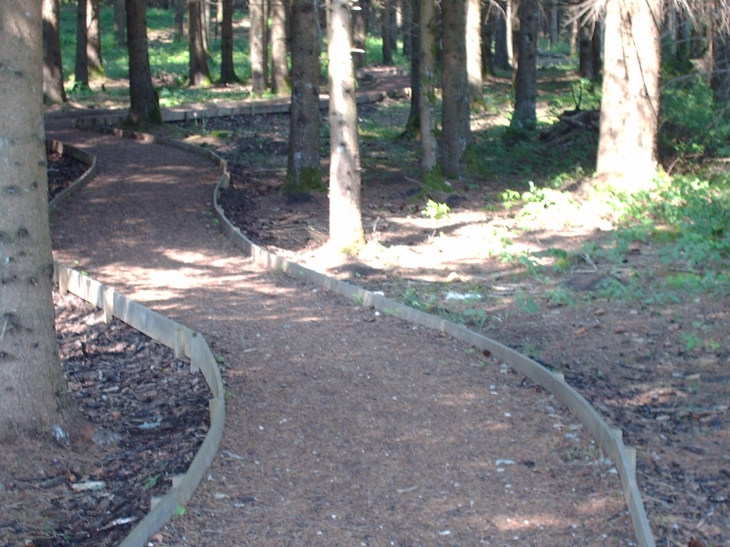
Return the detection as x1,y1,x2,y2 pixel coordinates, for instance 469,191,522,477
43,0,67,104
578,21,595,80
174,0,185,39
0,0,81,441
466,0,482,101
353,0,368,68
510,0,538,130
440,0,471,177
596,0,661,192
202,0,210,53
328,0,364,252
493,0,509,70
189,0,212,86
87,0,103,77
250,0,267,93
481,1,494,76
403,0,420,137
712,14,730,105
382,0,394,64
75,0,89,87
549,0,558,47
419,0,442,187
283,0,323,195
113,0,126,47
271,0,290,95
125,0,163,125
402,0,412,57
219,0,239,82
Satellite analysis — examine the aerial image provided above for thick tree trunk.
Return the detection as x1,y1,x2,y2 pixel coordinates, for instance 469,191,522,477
283,0,323,195
113,0,126,47
75,0,89,87
440,0,471,177
466,0,482,101
125,0,163,125
271,0,290,95
43,0,67,104
419,0,442,187
493,0,509,70
328,0,364,252
353,0,368,68
382,0,394,64
189,0,212,86
596,0,661,192
403,0,420,137
87,0,103,77
202,0,210,52
219,0,239,82
1,0,81,441
510,0,538,130
250,0,267,93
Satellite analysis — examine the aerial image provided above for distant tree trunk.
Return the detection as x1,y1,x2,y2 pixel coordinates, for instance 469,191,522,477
510,0,538,130
220,0,238,82
403,0,420,137
201,0,210,52
87,0,103,77
125,0,163,125
283,0,323,195
482,1,494,76
174,0,185,38
250,0,267,93
493,0,509,70
440,0,471,177
189,0,212,86
419,0,443,187
591,18,603,82
113,0,126,47
596,0,661,192
549,0,558,47
382,0,394,64
271,0,290,95
328,0,364,252
1,0,83,441
579,21,595,79
402,0,412,57
43,0,67,104
75,0,89,87
466,0,482,101
712,22,730,105
353,0,368,67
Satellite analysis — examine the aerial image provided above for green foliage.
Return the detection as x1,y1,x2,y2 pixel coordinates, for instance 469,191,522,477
281,167,326,195
422,199,450,220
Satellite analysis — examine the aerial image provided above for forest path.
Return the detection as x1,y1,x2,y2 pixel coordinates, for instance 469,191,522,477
43,78,633,546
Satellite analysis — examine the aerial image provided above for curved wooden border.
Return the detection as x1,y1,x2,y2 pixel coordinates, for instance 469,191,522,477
46,139,98,213
72,84,655,547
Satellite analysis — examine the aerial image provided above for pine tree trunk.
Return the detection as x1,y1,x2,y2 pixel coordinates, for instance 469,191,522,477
250,0,266,93
189,0,212,86
114,0,126,47
43,0,67,104
125,0,163,125
75,0,89,87
382,0,394,64
402,0,412,57
403,0,420,137
201,0,210,53
510,0,537,130
481,2,494,76
440,0,471,177
0,0,81,441
419,0,441,184
220,0,238,83
328,0,364,252
549,0,558,47
353,0,368,68
466,0,482,101
596,0,661,191
493,0,509,70
579,21,594,80
591,18,602,82
271,0,290,95
87,0,103,77
174,0,185,39
712,17,730,105
284,0,323,195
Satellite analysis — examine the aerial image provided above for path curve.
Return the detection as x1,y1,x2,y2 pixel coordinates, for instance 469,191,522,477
45,88,636,547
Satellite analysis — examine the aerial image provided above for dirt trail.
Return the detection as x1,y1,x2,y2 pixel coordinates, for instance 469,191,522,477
44,88,634,546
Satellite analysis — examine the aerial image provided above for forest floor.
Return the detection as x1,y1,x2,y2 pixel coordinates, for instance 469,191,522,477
2,70,727,547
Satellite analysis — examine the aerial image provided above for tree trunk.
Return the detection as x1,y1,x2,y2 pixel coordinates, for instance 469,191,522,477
402,0,420,137
283,0,323,195
250,0,267,93
174,0,185,39
113,0,126,47
466,0,481,101
43,0,67,104
596,0,661,192
328,0,364,252
271,0,290,95
505,0,514,69
440,0,471,177
353,0,368,68
201,0,210,53
75,0,89,87
402,0,412,57
0,0,81,441
87,0,103,77
189,0,212,86
382,0,394,65
712,23,730,105
591,18,602,82
125,0,163,125
549,0,558,47
419,0,443,187
493,0,509,70
220,0,238,82
579,21,594,80
481,1,494,76
510,0,538,130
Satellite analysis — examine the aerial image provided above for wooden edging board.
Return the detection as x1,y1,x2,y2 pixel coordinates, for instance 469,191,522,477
53,261,226,547
46,139,98,213
72,84,655,547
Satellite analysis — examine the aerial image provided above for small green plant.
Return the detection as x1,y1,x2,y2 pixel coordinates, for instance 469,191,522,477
144,474,161,490
353,294,364,305
516,295,540,314
423,199,451,220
